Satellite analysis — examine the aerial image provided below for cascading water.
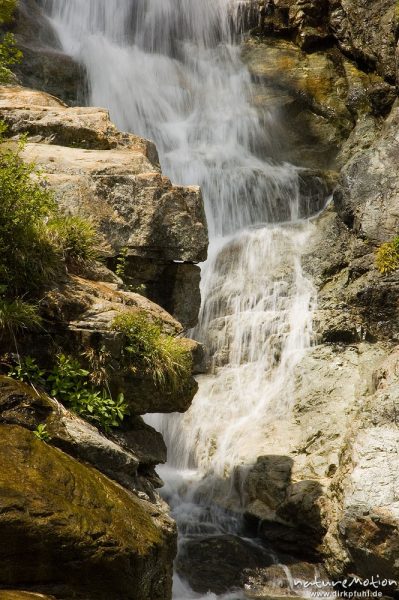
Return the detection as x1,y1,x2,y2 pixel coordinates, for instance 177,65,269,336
42,1,324,597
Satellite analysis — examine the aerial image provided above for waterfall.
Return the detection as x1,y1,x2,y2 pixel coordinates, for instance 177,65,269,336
42,0,322,596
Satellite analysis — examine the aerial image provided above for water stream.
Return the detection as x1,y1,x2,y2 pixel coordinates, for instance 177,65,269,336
42,1,324,596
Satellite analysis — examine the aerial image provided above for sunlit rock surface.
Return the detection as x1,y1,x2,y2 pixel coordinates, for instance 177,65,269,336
0,86,208,328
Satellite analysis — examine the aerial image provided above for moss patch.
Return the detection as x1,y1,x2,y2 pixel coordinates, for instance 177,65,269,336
376,237,399,274
0,425,174,599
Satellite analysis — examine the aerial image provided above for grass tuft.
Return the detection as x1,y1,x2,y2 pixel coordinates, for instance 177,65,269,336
48,215,104,268
0,299,42,333
112,311,193,391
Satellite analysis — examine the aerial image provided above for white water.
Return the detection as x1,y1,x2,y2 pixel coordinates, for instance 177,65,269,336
42,0,322,597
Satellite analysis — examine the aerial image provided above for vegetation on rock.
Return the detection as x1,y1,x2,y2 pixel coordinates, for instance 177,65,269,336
33,423,51,442
48,215,104,267
0,0,17,25
9,354,129,431
0,122,104,334
112,311,193,391
0,0,21,84
375,237,399,274
0,298,42,333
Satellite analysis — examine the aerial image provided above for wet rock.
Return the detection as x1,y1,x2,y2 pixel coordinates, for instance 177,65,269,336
245,455,292,511
244,456,325,559
113,416,167,467
246,560,330,598
0,424,176,600
176,534,273,594
13,0,84,105
242,1,396,175
246,0,397,84
241,37,395,170
329,0,397,83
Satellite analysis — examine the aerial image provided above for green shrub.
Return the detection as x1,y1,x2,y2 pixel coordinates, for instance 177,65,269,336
9,355,45,384
115,246,128,279
0,0,21,84
0,124,105,303
0,32,22,83
112,311,192,390
0,131,59,295
376,237,399,274
10,354,129,431
48,354,129,431
0,0,17,24
48,215,103,267
0,298,42,333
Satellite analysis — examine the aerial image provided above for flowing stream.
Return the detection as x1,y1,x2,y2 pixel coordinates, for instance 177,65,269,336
42,1,325,597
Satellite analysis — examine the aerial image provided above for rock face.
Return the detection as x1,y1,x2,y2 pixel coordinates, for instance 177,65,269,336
329,0,397,83
235,0,399,591
0,86,208,328
248,0,397,83
334,103,399,242
0,424,176,600
241,37,395,171
241,0,396,171
0,376,157,495
0,594,55,600
176,534,273,594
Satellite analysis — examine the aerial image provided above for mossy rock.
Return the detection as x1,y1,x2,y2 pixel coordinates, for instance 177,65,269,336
0,425,176,600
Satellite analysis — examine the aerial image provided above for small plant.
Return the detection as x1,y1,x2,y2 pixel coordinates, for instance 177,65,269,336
8,354,129,432
9,355,46,385
376,236,399,274
115,246,128,280
33,423,51,442
0,32,22,84
0,1,21,83
0,298,42,334
112,311,192,391
115,248,147,296
47,354,129,431
82,345,111,387
47,215,103,267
